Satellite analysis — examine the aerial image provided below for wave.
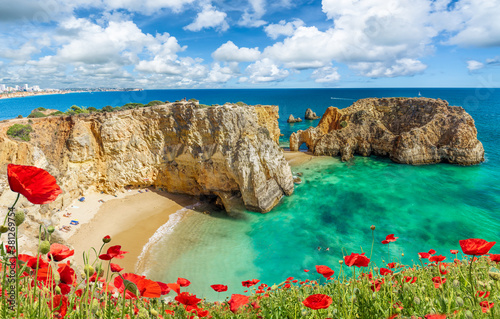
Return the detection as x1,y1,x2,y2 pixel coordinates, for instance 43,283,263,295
135,202,202,274
330,97,356,100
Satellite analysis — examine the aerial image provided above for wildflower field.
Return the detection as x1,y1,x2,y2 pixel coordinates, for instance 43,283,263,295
1,164,499,318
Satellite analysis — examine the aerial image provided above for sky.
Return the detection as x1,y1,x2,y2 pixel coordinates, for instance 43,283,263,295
0,0,499,89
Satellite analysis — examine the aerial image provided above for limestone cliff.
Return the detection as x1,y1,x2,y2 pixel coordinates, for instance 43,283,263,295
290,98,484,165
0,102,294,216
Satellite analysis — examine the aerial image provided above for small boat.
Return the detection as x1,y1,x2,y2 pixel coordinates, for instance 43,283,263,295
418,92,422,97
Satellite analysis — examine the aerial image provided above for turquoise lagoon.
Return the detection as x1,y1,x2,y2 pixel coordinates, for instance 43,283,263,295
1,88,499,300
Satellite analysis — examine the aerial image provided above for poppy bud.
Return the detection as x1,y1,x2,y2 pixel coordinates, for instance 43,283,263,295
14,211,25,226
370,225,376,231
47,226,55,234
0,225,8,233
456,297,464,307
271,284,278,291
55,286,61,294
150,309,158,317
39,240,50,254
138,309,148,319
413,297,420,305
489,271,500,281
453,279,460,288
339,260,343,265
464,310,473,319
84,264,95,277
102,235,111,243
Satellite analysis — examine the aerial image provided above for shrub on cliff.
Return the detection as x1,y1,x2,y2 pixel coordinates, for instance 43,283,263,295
49,111,64,116
65,105,89,115
122,102,144,110
27,111,46,118
6,123,33,141
145,100,163,107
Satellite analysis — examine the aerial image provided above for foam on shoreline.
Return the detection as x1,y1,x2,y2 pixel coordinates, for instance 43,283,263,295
135,202,202,274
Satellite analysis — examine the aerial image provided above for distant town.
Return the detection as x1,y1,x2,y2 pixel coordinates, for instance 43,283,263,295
0,84,142,99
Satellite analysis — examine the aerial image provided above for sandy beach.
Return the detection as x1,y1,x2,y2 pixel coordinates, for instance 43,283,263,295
63,150,315,274
64,189,198,273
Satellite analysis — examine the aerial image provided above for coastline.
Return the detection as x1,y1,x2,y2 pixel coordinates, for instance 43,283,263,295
65,189,198,273
65,150,314,274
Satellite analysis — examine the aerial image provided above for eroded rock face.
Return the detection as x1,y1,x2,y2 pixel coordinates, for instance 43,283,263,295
305,108,320,120
287,114,302,123
0,102,294,214
290,98,484,165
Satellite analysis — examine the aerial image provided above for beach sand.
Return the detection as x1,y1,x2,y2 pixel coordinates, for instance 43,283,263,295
65,189,198,273
63,150,317,274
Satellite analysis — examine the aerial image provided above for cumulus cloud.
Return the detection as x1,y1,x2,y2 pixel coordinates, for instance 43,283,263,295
466,60,484,71
238,0,267,27
184,4,229,32
245,58,289,83
311,66,340,83
212,41,261,62
264,19,304,39
350,59,427,78
446,0,500,47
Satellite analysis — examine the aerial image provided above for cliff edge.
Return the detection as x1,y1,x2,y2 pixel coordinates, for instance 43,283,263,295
0,102,294,216
290,97,484,165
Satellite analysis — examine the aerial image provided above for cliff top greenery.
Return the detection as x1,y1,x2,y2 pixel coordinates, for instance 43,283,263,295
6,123,33,141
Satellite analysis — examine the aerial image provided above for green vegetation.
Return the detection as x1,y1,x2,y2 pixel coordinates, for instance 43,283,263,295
27,111,46,118
145,100,164,107
6,123,33,141
36,107,47,111
236,101,247,106
65,105,89,115
340,120,348,128
188,98,199,103
17,115,23,119
49,111,64,116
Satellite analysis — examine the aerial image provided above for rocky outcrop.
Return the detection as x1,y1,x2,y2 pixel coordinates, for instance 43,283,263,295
290,98,484,165
305,108,320,120
0,102,294,216
287,114,302,123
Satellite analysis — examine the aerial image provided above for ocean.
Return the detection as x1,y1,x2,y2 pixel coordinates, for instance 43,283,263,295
2,88,499,300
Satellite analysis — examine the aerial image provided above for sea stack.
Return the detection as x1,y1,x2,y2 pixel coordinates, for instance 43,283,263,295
290,97,484,165
304,108,320,120
287,114,302,123
0,101,294,214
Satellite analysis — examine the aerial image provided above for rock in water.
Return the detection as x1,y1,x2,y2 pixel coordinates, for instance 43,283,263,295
305,108,320,120
0,102,294,213
287,114,303,123
290,97,484,165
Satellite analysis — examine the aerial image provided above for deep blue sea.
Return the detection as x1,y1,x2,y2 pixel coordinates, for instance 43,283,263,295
2,88,499,300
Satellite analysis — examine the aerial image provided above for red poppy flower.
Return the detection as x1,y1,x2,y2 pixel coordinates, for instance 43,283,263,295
302,294,332,310
18,254,49,269
177,277,191,287
425,314,446,319
304,269,310,272
48,294,68,318
228,294,249,313
432,276,446,288
211,284,228,292
175,292,201,307
110,263,124,273
489,254,500,263
380,268,393,276
450,250,459,254
241,279,260,287
57,262,76,285
459,238,496,256
344,253,370,268
476,291,490,298
99,245,128,260
114,273,161,298
404,276,417,284
7,164,62,205
370,279,382,292
48,243,74,261
429,255,446,263
103,235,111,243
167,283,181,294
480,301,494,313
315,265,334,278
386,262,396,269
382,234,398,244
156,281,171,295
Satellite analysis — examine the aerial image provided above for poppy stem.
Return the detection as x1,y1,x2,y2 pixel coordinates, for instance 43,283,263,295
468,257,476,301
369,228,375,261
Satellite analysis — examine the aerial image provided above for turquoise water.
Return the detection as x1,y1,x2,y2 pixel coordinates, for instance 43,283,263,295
2,88,499,301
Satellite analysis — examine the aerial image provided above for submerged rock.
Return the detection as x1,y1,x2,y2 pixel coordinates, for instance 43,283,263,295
290,97,484,165
305,108,320,120
287,114,303,123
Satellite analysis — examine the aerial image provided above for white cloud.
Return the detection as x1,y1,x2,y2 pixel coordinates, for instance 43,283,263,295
212,41,261,62
311,66,340,83
206,63,235,83
238,0,267,27
245,58,289,83
466,60,484,71
184,4,229,32
264,19,304,39
446,0,500,47
100,0,196,14
350,59,427,78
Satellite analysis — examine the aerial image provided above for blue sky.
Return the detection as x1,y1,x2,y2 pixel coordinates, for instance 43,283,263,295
0,0,499,89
